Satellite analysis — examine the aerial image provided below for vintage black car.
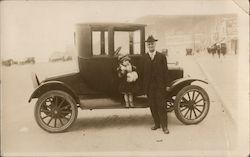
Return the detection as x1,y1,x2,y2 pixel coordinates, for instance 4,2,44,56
186,48,193,56
19,57,35,65
29,23,210,133
2,59,17,67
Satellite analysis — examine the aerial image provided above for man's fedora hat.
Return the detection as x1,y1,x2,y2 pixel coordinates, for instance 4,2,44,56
145,35,158,42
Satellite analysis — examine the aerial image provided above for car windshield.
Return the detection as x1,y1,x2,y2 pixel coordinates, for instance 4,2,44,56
114,29,141,55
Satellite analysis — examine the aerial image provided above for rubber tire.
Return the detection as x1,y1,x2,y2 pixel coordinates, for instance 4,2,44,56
34,90,78,133
174,85,210,125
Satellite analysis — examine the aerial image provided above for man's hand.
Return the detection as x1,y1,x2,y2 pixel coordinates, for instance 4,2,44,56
165,86,171,92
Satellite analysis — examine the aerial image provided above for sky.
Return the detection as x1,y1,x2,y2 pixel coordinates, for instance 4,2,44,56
0,0,247,62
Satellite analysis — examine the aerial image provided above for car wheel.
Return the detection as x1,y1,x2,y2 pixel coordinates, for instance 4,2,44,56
34,90,78,133
174,85,210,125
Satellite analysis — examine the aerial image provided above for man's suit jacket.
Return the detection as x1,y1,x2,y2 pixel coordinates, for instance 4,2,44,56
143,51,170,93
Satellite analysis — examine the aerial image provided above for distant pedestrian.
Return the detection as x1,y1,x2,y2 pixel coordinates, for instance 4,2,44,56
212,44,216,57
221,43,227,57
216,44,221,59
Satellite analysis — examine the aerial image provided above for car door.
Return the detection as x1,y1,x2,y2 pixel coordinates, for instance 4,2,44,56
80,30,119,95
114,29,145,95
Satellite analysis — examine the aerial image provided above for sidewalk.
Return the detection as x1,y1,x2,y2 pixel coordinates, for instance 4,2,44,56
195,54,238,124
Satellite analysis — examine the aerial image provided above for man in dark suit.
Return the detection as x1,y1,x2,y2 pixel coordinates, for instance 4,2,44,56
143,35,170,134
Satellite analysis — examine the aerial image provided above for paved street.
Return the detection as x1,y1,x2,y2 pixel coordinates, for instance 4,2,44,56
195,54,238,122
1,59,238,156
194,53,249,156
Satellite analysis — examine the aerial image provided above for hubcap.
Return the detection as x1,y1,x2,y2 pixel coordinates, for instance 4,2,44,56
179,90,205,120
40,96,73,128
188,101,195,109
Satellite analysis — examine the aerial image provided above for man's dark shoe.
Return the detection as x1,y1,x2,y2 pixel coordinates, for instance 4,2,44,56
151,126,160,130
162,128,169,134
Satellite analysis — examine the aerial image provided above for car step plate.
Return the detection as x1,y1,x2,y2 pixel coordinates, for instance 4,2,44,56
79,95,148,110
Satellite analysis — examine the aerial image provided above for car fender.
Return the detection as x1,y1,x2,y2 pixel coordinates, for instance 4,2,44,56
30,72,40,89
168,77,208,96
28,81,80,104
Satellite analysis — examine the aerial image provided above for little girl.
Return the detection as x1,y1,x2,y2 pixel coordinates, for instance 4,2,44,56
117,54,138,108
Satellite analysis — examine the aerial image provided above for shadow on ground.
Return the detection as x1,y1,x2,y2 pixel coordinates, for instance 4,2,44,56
71,112,181,132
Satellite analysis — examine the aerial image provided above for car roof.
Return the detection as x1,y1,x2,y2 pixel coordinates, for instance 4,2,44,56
76,22,146,30
77,22,146,27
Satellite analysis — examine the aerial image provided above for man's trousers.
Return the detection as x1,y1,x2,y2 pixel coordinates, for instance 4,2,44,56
147,89,168,128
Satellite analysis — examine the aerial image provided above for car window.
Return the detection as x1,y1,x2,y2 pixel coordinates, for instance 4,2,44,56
92,31,108,56
114,32,129,55
114,29,141,55
133,30,141,54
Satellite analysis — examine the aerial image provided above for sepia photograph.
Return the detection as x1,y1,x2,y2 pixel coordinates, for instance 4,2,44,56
1,0,249,156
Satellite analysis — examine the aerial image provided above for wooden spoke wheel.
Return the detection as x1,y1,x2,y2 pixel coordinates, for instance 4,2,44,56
34,90,78,133
174,85,210,125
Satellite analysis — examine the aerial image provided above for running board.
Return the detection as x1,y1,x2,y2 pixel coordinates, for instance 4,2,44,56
79,95,148,110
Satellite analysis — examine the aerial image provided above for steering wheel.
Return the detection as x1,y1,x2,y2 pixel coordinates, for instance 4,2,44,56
114,46,122,55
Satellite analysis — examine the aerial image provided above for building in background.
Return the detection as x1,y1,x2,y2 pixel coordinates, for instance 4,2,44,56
136,14,237,56
210,15,238,54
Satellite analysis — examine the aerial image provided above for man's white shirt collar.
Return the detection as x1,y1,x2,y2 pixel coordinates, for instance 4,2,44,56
148,51,156,60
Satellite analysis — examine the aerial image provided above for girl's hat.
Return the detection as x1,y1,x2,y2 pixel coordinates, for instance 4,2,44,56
118,54,130,62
